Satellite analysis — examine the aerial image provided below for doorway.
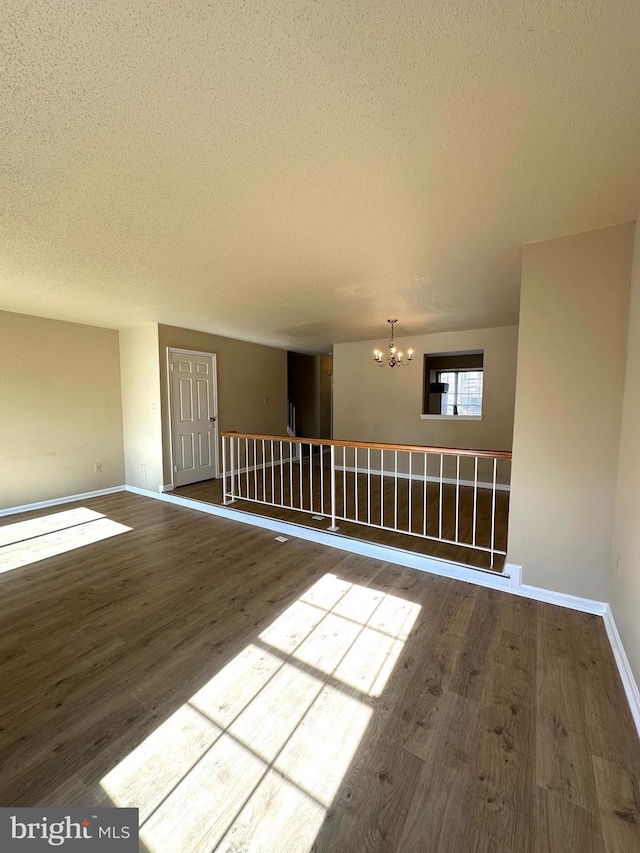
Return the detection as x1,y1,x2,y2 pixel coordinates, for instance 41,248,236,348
287,352,333,439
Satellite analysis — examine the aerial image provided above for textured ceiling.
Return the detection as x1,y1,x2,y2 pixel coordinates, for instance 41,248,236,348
1,0,639,353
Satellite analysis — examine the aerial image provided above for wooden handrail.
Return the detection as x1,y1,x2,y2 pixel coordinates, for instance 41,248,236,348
220,431,512,460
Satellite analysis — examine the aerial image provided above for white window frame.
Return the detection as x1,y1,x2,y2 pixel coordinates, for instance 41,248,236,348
437,368,483,417
420,368,484,420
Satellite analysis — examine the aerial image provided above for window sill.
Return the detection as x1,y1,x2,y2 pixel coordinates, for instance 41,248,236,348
420,414,483,420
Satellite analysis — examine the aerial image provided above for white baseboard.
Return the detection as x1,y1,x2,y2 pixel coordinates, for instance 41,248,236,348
166,455,303,493
0,486,126,518
125,489,611,617
147,490,635,737
125,486,516,593
3,482,637,739
1,485,606,622
335,464,510,492
603,606,640,737
507,566,608,616
230,455,301,478
125,485,163,498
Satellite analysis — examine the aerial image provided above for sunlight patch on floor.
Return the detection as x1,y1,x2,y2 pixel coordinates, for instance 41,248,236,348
100,573,421,853
261,573,420,697
0,510,131,574
101,704,223,823
0,507,105,547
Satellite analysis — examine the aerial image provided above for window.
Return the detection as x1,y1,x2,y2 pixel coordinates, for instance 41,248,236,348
422,350,484,416
437,369,484,416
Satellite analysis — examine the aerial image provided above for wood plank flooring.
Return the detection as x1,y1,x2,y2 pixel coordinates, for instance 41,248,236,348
176,459,510,571
0,492,638,852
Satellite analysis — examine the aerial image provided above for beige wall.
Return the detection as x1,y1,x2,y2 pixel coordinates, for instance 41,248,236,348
119,325,164,492
0,310,125,509
611,218,640,685
158,325,287,484
508,222,635,600
333,325,518,452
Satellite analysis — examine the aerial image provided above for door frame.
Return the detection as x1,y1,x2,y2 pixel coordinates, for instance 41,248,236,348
166,347,220,489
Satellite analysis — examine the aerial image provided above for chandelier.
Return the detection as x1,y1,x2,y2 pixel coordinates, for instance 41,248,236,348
373,319,413,368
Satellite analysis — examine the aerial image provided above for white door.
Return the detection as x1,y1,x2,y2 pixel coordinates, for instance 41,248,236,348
169,350,219,486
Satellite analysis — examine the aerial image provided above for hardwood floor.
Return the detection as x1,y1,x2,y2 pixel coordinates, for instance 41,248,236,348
0,492,638,852
176,460,510,572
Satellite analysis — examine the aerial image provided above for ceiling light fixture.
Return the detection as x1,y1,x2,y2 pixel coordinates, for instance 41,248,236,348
373,319,413,368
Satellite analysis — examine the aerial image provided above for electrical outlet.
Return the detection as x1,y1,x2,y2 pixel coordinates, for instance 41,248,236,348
94,463,102,473
139,463,147,473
